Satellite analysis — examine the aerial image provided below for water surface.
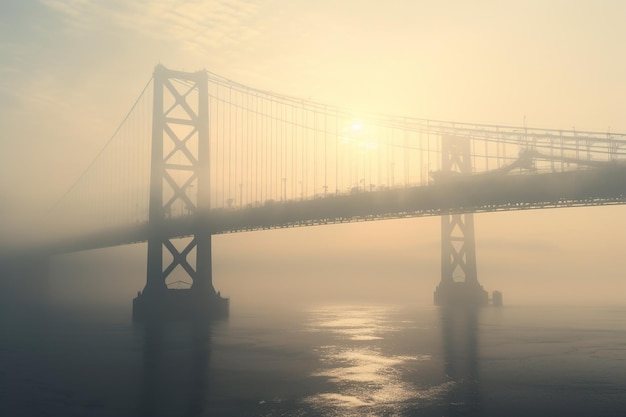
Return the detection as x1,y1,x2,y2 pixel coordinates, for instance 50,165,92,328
1,304,625,416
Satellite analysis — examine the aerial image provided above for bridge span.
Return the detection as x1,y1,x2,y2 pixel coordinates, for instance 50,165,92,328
3,65,626,320
41,163,626,256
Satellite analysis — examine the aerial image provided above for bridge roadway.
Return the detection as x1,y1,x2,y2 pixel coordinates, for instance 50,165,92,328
40,164,626,256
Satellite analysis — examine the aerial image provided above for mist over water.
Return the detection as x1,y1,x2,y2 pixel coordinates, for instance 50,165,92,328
2,295,625,417
3,2,626,416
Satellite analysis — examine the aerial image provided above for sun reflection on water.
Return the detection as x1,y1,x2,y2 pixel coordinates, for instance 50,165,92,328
303,305,449,415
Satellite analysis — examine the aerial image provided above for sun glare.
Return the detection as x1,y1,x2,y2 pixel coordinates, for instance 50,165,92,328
340,120,379,151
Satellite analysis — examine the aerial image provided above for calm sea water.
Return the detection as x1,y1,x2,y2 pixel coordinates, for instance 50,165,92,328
1,303,625,416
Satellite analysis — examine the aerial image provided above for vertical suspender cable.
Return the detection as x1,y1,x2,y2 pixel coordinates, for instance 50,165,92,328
301,102,304,198
313,110,317,196
335,109,339,194
228,84,232,206
255,93,259,204
324,106,327,196
222,82,226,207
264,95,268,201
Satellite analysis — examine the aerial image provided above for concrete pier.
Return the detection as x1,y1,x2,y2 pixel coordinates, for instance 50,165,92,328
133,289,228,322
434,281,488,307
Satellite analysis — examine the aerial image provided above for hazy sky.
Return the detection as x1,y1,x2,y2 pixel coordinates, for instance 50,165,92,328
2,1,626,306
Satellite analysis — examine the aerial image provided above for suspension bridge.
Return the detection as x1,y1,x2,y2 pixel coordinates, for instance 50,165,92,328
3,65,626,319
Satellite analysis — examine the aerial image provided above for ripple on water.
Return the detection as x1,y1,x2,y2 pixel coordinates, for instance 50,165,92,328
303,305,446,415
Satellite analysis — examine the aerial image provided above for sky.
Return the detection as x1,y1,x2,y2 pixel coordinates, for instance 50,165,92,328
2,0,626,308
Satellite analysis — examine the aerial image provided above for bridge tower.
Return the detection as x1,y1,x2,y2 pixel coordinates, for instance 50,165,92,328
434,136,488,306
133,65,228,321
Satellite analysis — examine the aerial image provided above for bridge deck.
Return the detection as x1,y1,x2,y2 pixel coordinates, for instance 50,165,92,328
35,165,626,256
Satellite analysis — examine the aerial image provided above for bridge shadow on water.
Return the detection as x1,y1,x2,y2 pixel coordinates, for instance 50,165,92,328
0,300,536,417
439,306,481,417
0,295,493,417
133,307,484,417
137,321,213,417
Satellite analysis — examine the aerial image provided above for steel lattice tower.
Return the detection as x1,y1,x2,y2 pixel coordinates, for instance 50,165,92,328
133,65,227,321
434,136,488,306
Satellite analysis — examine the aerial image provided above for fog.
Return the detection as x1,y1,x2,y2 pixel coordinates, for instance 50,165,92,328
2,1,626,313
44,207,626,314
4,4,626,416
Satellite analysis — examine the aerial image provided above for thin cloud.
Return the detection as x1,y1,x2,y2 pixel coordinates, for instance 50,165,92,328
40,0,267,56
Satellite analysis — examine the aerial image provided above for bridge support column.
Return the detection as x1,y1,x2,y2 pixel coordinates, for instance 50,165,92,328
434,136,488,306
434,212,488,306
133,65,228,322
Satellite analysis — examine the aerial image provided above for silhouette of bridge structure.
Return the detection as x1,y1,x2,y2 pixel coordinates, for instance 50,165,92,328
4,65,626,319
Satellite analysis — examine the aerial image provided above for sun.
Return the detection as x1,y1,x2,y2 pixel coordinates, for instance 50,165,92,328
340,120,378,151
